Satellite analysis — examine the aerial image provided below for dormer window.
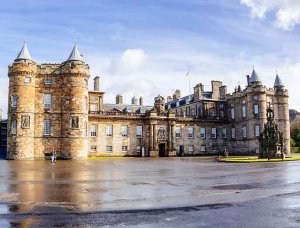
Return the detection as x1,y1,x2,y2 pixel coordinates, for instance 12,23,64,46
140,107,145,114
186,98,190,105
125,107,132,113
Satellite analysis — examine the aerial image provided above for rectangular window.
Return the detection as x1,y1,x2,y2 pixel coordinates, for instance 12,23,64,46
90,124,97,137
188,127,194,139
175,126,181,138
11,119,17,135
220,110,224,118
137,146,142,154
200,128,206,138
231,128,236,139
200,145,206,152
231,108,235,120
11,95,18,108
106,125,113,137
106,146,113,152
44,94,52,109
242,106,246,118
24,77,31,84
90,146,97,152
136,126,143,138
211,128,217,139
43,119,51,136
242,126,247,139
254,104,259,114
90,104,98,112
45,79,52,86
255,125,260,137
121,125,128,137
122,146,128,153
188,146,194,154
222,128,227,139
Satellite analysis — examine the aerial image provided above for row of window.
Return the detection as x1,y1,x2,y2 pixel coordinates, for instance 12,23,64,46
91,145,143,153
230,104,259,119
175,126,260,139
22,77,52,86
90,125,143,138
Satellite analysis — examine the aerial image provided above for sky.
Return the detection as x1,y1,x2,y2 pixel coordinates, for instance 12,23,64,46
0,0,300,118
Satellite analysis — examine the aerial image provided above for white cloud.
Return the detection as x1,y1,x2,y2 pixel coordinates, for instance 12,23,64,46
241,0,300,30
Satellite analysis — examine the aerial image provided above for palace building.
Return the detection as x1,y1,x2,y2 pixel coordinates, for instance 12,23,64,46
7,43,290,159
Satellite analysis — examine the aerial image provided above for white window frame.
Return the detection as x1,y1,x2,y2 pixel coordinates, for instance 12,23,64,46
90,104,98,112
24,77,31,84
122,146,128,153
106,146,113,152
137,146,141,154
231,128,236,139
255,125,260,137
211,128,217,139
45,79,52,86
90,124,97,137
90,146,97,153
11,119,17,135
44,93,52,109
136,126,143,138
254,104,259,115
188,127,194,139
106,125,113,137
242,106,246,118
200,145,206,152
222,128,227,139
242,126,247,139
188,146,194,154
200,128,206,138
175,126,181,138
43,119,51,136
121,125,128,137
11,95,18,108
231,108,235,119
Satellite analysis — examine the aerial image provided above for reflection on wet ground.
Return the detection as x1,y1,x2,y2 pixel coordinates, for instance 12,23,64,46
0,157,300,227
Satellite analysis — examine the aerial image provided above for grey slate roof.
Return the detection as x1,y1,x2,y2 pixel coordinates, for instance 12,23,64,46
274,73,284,87
66,43,84,62
249,69,261,83
103,104,153,113
15,43,33,61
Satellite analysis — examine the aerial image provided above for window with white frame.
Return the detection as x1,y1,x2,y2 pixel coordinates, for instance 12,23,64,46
188,127,194,139
200,145,206,152
242,106,246,118
175,126,181,138
24,77,31,84
106,146,113,152
255,125,260,137
200,128,206,138
231,128,236,139
44,94,52,109
90,146,97,152
136,126,143,138
11,119,17,135
90,104,98,111
140,107,145,114
122,146,128,153
121,125,128,137
242,126,247,139
137,146,141,154
222,128,227,139
254,104,259,115
11,95,18,108
188,146,194,154
106,125,113,137
43,119,51,136
45,79,52,86
231,108,235,119
90,124,97,137
211,128,217,139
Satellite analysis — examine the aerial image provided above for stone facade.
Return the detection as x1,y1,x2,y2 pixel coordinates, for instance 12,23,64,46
7,44,290,159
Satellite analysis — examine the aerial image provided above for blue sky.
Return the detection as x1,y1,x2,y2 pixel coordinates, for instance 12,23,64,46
0,0,300,117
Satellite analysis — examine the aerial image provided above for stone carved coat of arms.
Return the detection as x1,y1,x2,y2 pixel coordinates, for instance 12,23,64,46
157,127,167,141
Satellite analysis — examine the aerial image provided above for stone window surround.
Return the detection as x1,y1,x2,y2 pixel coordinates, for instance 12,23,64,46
90,124,97,137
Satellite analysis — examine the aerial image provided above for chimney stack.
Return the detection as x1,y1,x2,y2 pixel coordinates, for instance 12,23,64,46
94,76,100,91
139,96,143,106
116,94,123,104
246,75,250,86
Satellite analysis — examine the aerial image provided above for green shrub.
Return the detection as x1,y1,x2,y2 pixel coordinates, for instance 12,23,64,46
291,147,300,153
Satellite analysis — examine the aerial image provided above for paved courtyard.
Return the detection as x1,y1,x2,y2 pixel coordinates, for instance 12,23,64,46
0,157,300,227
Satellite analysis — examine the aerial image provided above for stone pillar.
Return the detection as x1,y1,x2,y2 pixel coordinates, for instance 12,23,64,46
153,124,157,151
150,124,154,151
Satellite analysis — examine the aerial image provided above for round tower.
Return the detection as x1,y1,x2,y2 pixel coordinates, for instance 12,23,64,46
7,43,37,159
60,44,89,159
273,73,290,155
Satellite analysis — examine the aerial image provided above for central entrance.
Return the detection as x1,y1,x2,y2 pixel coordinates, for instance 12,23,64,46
159,143,167,157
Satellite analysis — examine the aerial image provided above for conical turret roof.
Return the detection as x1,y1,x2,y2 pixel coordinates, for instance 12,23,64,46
15,42,33,61
66,43,84,62
274,72,284,88
249,68,261,83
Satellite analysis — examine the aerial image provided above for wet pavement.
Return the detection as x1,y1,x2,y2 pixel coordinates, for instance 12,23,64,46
0,157,300,227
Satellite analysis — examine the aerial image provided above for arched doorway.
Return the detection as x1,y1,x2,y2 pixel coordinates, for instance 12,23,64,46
159,143,166,157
